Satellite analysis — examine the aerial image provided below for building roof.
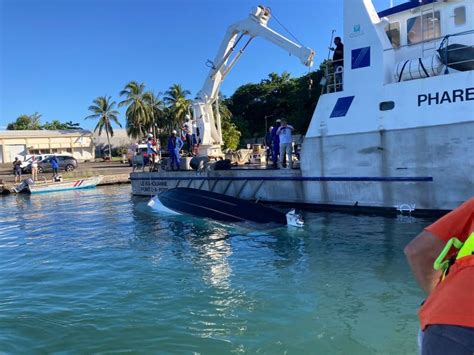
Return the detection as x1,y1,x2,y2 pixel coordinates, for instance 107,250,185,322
0,129,93,138
93,128,135,147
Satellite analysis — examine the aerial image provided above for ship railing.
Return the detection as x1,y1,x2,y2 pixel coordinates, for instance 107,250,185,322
383,29,474,74
321,59,344,94
438,30,474,74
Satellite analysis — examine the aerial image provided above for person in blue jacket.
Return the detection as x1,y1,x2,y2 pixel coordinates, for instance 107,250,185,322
271,119,281,168
167,130,183,171
50,155,59,178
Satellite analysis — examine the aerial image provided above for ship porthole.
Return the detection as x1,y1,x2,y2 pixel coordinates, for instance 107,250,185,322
379,101,395,111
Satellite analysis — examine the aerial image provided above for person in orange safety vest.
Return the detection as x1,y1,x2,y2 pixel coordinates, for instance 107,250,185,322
404,197,474,354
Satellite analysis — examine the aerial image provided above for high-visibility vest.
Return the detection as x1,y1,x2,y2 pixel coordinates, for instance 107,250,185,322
434,232,474,281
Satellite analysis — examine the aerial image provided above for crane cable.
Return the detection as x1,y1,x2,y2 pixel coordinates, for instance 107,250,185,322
266,7,313,95
267,7,303,47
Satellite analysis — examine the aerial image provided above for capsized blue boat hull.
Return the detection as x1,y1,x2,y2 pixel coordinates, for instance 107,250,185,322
157,187,287,224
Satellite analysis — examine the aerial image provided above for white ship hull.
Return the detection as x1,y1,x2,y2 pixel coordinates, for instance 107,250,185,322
300,122,473,210
131,120,472,213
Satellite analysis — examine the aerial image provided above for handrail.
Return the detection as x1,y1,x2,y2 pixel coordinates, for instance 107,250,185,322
321,60,344,94
383,29,473,53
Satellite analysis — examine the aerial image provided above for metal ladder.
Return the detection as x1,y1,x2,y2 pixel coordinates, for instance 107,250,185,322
420,1,438,58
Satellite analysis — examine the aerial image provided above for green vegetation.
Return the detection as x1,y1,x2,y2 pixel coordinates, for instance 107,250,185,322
217,99,241,150
164,84,192,131
225,71,322,139
85,96,122,160
6,113,82,130
42,120,82,130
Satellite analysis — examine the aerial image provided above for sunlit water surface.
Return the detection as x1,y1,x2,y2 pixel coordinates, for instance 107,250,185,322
0,185,432,354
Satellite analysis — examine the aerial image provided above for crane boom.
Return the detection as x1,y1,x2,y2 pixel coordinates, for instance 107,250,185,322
192,6,315,158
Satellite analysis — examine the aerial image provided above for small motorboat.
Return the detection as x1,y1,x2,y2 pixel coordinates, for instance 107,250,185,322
14,176,104,194
149,187,304,227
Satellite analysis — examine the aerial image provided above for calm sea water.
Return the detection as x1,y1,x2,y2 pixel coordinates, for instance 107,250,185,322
0,185,433,354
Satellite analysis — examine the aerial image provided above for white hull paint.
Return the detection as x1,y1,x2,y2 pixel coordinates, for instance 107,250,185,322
29,176,103,194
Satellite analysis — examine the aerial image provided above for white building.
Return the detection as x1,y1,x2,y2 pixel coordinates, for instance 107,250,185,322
0,130,95,163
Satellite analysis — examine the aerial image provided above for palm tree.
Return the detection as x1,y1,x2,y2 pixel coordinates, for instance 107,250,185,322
119,81,150,139
164,84,192,130
85,95,122,160
143,91,165,135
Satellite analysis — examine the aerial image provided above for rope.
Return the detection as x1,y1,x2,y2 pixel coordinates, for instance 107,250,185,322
267,8,303,46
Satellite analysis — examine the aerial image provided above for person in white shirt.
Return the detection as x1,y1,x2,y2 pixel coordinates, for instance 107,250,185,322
31,156,38,181
276,119,294,169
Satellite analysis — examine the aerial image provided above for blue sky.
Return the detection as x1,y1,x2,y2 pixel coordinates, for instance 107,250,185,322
0,0,401,130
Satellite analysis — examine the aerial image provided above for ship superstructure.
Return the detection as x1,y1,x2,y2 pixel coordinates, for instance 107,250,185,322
300,0,473,210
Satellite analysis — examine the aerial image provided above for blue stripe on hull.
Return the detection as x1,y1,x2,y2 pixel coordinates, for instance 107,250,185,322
130,176,433,182
29,185,98,194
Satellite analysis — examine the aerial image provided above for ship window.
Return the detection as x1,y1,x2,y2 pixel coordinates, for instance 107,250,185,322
385,22,400,48
379,101,395,111
454,7,466,26
407,11,441,45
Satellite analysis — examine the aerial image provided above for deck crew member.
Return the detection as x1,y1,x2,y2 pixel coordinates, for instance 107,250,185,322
330,37,344,90
276,119,294,169
146,136,157,170
182,121,193,156
271,119,281,168
265,126,273,164
404,198,474,354
167,130,184,171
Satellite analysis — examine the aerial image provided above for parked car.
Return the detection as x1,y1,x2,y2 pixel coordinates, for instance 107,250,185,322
23,155,78,173
20,154,54,170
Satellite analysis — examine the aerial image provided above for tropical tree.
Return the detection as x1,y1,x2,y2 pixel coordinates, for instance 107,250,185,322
85,95,122,160
143,91,165,136
164,84,192,131
119,81,150,139
227,70,322,138
218,99,241,150
7,112,42,130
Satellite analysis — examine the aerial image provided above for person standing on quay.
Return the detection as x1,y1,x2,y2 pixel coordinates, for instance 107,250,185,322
13,157,22,183
50,155,59,178
276,119,294,169
404,198,474,354
31,156,38,181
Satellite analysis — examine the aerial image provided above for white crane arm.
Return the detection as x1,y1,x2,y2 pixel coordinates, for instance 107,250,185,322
192,6,315,158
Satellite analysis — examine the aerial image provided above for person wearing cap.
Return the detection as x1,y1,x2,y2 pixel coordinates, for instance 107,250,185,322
271,119,281,168
182,121,193,156
13,157,22,183
167,130,184,171
146,135,157,170
276,119,295,169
